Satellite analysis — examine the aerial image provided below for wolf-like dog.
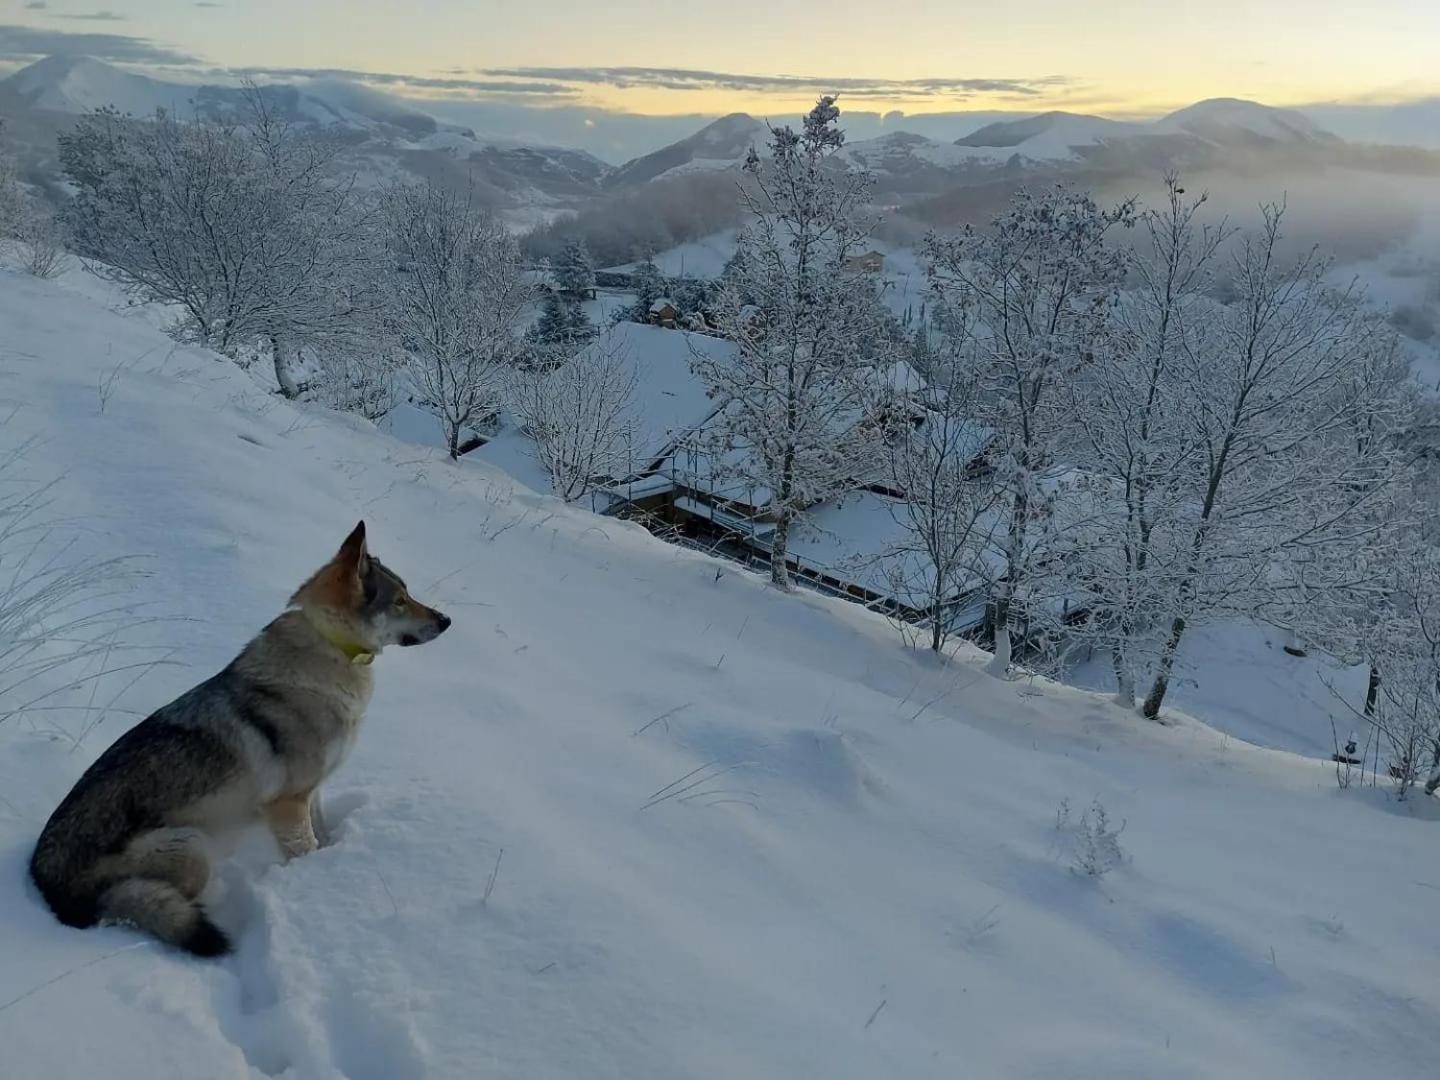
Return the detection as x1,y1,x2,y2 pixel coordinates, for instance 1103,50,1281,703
29,521,450,956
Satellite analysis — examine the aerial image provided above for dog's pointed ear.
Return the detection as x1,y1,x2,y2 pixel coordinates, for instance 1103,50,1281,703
336,520,368,577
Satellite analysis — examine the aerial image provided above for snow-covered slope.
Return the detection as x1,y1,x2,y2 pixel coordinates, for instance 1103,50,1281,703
0,55,200,116
604,113,767,188
1154,97,1337,146
955,110,1145,160
1,261,1438,1079
0,56,613,208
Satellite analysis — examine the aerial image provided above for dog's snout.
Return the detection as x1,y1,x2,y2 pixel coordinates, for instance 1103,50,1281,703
435,612,452,634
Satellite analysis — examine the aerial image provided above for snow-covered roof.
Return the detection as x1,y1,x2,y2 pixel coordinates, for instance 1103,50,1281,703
650,297,677,314
787,491,1003,609
464,419,555,495
600,323,730,471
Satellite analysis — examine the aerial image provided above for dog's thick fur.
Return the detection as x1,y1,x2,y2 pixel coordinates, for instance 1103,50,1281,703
29,522,449,957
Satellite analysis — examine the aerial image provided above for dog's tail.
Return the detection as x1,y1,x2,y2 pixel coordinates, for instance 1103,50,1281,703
99,878,231,957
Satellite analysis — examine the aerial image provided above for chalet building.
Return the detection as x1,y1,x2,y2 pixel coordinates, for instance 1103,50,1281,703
648,298,680,327
842,250,885,274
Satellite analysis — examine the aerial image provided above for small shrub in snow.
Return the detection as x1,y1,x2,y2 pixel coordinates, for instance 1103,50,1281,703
1057,797,1127,878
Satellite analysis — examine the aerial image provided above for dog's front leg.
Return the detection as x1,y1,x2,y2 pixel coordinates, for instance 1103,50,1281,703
309,789,332,848
265,794,319,860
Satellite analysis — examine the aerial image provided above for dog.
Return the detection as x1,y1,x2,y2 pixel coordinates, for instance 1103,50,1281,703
29,521,450,957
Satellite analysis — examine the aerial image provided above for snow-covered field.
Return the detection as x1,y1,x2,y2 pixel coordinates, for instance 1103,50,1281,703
1,262,1438,1079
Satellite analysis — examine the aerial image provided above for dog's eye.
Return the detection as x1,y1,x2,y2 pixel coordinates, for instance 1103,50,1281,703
393,595,408,611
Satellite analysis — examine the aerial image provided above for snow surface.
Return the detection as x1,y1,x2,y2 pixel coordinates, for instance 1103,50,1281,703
2,261,1439,1079
603,232,739,281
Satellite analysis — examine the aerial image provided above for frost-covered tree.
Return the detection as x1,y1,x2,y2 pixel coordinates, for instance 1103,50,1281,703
531,293,574,347
528,291,596,369
512,333,638,502
695,96,896,589
0,122,26,242
312,341,402,421
628,254,666,322
671,276,710,321
565,299,595,343
925,186,1135,674
1056,178,1227,704
1327,538,1440,797
379,181,531,459
0,121,65,279
887,319,1003,652
59,94,369,396
1135,204,1413,719
552,238,595,296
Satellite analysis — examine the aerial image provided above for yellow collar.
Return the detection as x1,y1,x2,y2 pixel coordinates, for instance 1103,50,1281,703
314,622,376,666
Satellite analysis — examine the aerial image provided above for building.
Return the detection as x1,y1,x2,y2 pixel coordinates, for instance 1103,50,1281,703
842,251,885,274
648,298,680,328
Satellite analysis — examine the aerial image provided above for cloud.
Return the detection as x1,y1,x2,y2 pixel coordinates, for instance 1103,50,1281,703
193,2,222,6
0,24,197,64
55,9,127,20
480,66,1071,102
232,66,577,99
23,2,48,10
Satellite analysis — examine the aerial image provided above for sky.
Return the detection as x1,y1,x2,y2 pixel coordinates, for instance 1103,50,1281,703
3,0,1439,120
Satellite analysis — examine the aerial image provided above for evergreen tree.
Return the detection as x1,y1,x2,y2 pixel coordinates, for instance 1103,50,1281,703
531,293,572,345
629,254,666,322
553,238,595,296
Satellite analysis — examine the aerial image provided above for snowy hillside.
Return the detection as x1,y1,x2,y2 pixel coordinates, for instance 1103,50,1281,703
604,113,768,189
1154,97,1337,145
1,55,201,116
954,110,1144,160
0,57,612,209
0,55,441,139
1,261,1438,1079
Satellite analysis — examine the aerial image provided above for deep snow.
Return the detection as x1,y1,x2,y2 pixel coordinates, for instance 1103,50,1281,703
1,262,1438,1079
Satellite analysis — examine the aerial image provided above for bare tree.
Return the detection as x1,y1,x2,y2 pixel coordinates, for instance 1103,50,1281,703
511,332,638,501
1137,205,1413,719
887,312,1003,652
59,95,369,396
378,181,531,459
925,186,1134,674
696,96,896,589
1059,177,1227,705
0,120,24,241
0,121,66,279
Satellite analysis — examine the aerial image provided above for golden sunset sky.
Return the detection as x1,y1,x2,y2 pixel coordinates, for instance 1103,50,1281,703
5,0,1439,117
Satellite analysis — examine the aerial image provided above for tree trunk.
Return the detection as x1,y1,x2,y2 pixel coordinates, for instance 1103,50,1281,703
1112,646,1135,709
446,423,461,461
270,333,303,400
1363,665,1381,717
770,513,792,590
986,595,1012,677
1141,614,1186,720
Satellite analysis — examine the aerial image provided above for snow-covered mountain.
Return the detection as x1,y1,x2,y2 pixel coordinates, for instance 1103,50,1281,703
0,56,615,209
604,112,768,189
1153,97,1338,146
0,55,443,139
1,54,199,116
955,110,1145,159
